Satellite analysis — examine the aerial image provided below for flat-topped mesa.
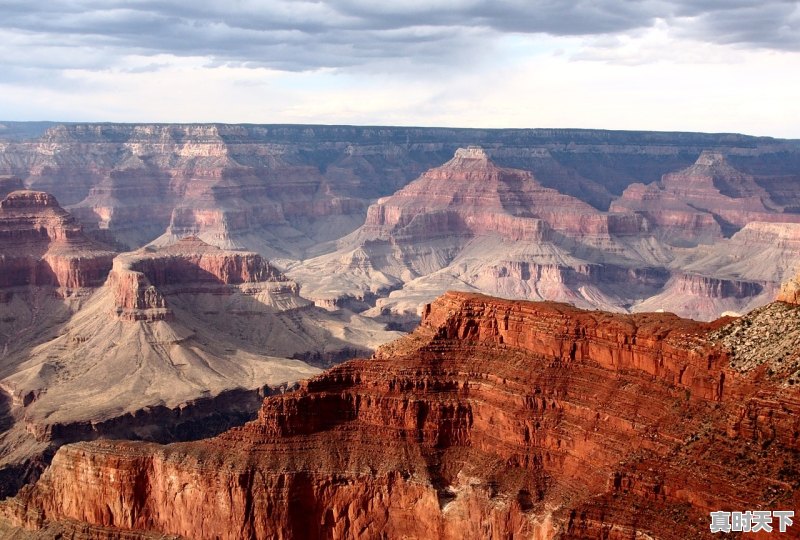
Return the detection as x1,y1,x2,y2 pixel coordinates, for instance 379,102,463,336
108,237,291,321
0,190,114,289
453,145,489,160
364,147,644,240
0,190,82,242
6,291,799,539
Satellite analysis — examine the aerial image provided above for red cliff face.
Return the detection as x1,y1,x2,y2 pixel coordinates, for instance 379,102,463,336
0,190,114,289
108,236,289,320
4,292,798,539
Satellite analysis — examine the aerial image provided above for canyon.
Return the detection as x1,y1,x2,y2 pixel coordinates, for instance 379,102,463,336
290,147,798,322
3,124,800,322
1,290,798,538
1,123,800,537
0,188,398,498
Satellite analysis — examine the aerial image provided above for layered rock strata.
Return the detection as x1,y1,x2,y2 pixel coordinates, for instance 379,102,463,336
0,190,114,289
3,123,800,254
612,151,800,244
4,291,798,539
290,148,667,315
107,236,287,321
0,237,400,498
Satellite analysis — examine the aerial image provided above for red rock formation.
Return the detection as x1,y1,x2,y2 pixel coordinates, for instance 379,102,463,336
108,236,289,320
364,146,644,240
612,151,800,244
292,147,668,314
0,190,114,289
777,271,800,305
5,292,798,539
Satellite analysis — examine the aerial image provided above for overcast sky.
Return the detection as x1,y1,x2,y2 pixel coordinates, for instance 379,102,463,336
0,1,798,137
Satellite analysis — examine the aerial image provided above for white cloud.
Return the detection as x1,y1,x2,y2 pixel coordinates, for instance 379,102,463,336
0,1,798,136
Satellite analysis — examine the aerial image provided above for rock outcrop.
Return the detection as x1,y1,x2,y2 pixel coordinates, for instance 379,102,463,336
3,291,798,539
633,272,772,321
361,145,643,239
778,268,800,305
290,148,668,316
0,190,114,289
612,151,800,244
107,237,287,321
0,236,401,499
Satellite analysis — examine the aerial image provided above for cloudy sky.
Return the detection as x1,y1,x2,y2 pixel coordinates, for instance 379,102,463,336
0,1,798,137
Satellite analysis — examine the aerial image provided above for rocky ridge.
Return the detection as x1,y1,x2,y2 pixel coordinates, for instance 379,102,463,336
2,291,798,539
0,231,400,499
612,151,800,243
0,190,114,290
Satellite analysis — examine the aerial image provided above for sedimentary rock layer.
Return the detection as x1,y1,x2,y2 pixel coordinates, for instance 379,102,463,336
612,151,800,244
3,123,800,251
0,190,114,289
5,292,798,539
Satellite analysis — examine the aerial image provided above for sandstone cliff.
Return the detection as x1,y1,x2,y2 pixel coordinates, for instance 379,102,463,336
4,291,798,539
0,190,115,289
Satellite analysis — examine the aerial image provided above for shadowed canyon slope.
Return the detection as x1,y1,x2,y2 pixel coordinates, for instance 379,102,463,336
0,191,399,497
2,291,799,539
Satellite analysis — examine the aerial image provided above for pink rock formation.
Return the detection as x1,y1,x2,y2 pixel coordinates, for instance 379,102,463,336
0,190,114,289
612,151,800,244
108,236,289,320
364,146,644,240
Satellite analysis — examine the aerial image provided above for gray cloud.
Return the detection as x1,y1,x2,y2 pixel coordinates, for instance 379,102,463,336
0,0,798,75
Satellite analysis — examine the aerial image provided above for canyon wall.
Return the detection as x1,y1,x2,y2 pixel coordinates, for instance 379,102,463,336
4,291,798,539
0,190,114,289
2,124,799,251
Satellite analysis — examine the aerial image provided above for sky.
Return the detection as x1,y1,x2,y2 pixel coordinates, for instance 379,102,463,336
0,1,798,137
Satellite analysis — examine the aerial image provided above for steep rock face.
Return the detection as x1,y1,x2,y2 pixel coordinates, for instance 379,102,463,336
633,272,772,320
5,292,799,539
778,271,800,305
362,146,642,239
290,148,668,315
108,237,287,321
671,222,800,294
612,151,800,244
0,190,114,289
3,124,800,253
